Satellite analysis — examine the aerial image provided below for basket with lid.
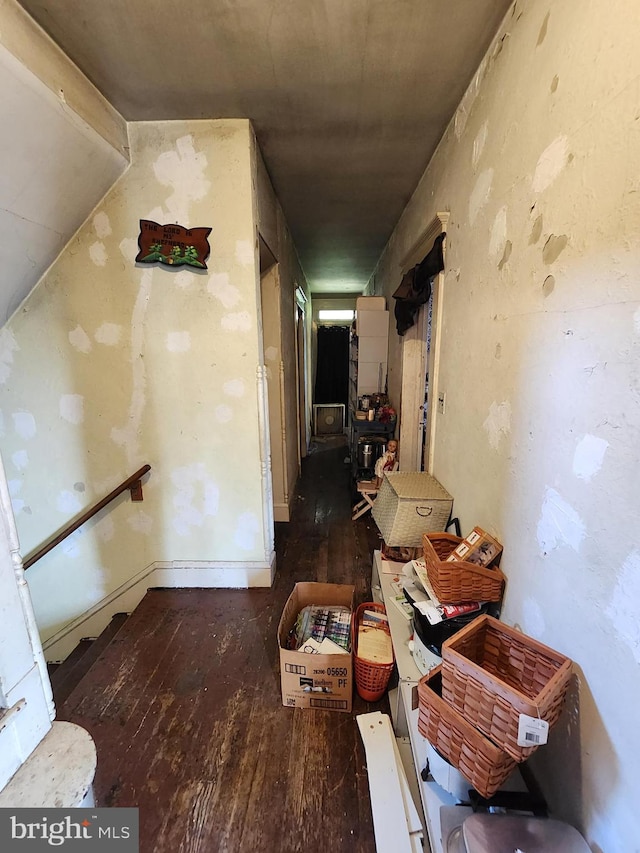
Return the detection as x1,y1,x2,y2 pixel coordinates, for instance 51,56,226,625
371,472,453,547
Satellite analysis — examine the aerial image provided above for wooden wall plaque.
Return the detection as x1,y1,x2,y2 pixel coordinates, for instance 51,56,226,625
136,220,212,269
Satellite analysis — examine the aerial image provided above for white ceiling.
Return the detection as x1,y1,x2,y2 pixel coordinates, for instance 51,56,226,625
17,0,513,294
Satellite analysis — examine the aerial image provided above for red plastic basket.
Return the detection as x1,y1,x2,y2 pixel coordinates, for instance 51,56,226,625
352,602,395,702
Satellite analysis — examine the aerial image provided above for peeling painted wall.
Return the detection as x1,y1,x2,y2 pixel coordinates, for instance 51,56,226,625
0,120,272,642
370,1,640,849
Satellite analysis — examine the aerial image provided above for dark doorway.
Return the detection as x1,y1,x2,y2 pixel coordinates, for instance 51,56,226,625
314,325,349,408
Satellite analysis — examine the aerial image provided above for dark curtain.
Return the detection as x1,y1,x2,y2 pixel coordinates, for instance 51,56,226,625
314,325,349,407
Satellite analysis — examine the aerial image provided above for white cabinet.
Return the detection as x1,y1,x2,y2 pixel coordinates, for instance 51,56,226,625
349,302,389,411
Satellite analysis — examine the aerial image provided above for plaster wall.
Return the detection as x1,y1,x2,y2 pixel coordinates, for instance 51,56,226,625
0,1,128,325
370,1,640,849
0,119,273,644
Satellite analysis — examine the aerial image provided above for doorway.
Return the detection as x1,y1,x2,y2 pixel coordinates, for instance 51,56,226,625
398,212,449,473
314,325,349,411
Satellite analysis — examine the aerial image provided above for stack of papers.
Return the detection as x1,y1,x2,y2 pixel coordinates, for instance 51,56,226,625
358,609,393,664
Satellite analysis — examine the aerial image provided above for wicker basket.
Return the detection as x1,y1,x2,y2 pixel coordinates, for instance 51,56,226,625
371,472,453,547
441,615,572,762
352,602,395,702
417,665,516,798
423,533,506,603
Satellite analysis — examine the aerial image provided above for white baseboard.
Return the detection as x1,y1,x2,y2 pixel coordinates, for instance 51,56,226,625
42,554,276,662
273,501,291,522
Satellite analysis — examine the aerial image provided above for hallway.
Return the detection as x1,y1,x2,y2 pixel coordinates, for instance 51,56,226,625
56,437,387,853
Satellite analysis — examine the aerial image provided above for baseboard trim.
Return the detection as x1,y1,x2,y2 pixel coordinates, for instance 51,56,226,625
42,555,276,662
273,501,291,522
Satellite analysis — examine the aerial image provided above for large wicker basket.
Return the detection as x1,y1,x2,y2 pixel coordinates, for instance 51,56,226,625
441,615,572,762
422,533,506,603
371,472,453,547
352,602,395,702
417,665,516,798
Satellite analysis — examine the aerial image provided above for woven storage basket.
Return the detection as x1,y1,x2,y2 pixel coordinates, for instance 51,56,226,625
417,665,516,799
352,602,395,702
441,615,572,762
371,472,453,548
423,533,506,603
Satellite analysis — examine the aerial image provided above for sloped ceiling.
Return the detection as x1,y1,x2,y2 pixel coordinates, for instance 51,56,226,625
16,0,513,293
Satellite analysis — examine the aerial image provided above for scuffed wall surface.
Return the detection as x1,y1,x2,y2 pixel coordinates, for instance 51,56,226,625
371,1,640,849
0,120,269,640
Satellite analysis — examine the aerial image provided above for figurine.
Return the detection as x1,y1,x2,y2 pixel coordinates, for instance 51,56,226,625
374,439,398,487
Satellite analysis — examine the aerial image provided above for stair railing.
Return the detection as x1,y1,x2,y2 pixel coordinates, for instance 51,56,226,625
23,465,151,570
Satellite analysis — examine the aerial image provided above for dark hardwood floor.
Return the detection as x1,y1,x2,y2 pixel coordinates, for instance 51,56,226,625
57,436,387,853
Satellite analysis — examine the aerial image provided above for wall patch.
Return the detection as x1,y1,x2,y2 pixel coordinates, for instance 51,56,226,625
69,325,92,353
529,214,543,245
166,331,191,353
543,234,568,265
12,449,28,471
95,323,122,346
537,487,586,555
489,206,508,260
533,136,569,193
573,434,608,482
0,327,19,384
236,239,255,266
93,212,112,239
89,241,108,267
605,550,640,664
59,394,84,425
13,411,36,440
223,379,245,398
469,169,494,225
208,272,240,308
482,400,511,450
152,134,210,224
215,404,233,423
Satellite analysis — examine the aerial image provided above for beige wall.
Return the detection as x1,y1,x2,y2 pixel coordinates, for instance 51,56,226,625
0,119,274,645
370,1,640,849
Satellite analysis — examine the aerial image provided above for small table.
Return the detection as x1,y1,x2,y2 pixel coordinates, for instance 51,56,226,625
352,480,379,520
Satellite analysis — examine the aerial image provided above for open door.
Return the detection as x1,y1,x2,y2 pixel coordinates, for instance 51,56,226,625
398,212,449,473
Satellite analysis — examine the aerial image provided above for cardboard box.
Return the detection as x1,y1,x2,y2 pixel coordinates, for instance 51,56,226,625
278,582,354,712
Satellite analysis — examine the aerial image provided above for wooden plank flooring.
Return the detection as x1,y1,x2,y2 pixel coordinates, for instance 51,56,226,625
58,436,388,853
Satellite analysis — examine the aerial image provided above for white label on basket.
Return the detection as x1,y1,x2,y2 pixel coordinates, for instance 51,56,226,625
517,714,549,747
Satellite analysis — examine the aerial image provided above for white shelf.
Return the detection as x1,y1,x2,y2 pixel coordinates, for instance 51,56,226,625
372,550,526,853
372,551,440,683
372,550,447,852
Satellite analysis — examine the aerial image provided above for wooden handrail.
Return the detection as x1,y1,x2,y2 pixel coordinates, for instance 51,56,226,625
23,465,151,570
